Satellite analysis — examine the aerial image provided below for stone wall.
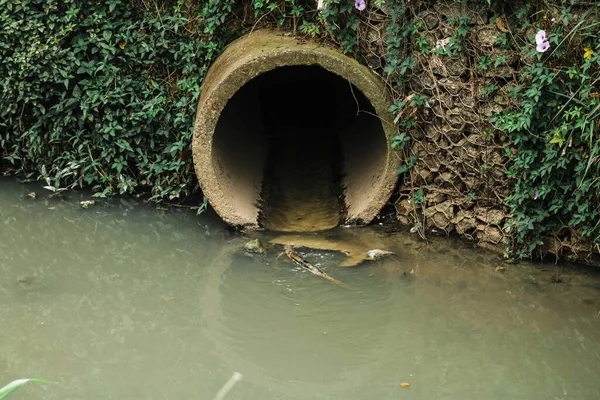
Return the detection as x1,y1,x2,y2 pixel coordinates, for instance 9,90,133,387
394,2,512,252
384,2,599,266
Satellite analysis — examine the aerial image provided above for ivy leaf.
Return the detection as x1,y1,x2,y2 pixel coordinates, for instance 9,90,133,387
549,133,566,147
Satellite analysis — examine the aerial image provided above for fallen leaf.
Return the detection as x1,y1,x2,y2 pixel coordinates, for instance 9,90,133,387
495,15,511,33
400,382,411,388
27,192,36,199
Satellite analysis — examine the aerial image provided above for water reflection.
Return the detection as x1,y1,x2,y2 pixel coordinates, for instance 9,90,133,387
200,244,398,397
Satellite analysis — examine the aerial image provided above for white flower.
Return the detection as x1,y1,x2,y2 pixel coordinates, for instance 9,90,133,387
535,30,550,53
537,41,550,53
535,30,547,45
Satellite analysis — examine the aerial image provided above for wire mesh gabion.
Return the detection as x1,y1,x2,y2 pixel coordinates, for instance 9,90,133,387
390,2,514,250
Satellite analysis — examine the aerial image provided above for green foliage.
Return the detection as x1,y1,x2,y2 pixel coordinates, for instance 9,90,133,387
412,188,424,204
0,0,363,203
299,20,321,37
382,1,416,168
492,3,600,258
320,1,361,54
382,1,413,84
1,0,599,262
0,379,51,399
0,0,240,201
397,154,420,174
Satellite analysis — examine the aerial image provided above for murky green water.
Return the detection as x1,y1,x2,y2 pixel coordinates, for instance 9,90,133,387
1,179,600,399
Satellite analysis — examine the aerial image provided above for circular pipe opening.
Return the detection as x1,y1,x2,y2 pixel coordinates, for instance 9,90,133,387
193,31,400,230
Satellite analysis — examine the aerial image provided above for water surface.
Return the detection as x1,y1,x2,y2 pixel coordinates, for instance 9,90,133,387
1,179,599,399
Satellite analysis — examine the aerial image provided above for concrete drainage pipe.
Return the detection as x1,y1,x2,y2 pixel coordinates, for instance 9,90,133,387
192,30,400,231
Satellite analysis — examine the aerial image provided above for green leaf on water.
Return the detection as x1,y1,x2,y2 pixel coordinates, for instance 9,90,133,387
0,378,52,399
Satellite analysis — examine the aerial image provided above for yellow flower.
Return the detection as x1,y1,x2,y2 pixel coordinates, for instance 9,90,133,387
119,42,127,50
583,47,593,59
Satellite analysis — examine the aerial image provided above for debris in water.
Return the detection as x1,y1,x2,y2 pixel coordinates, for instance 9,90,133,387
400,382,411,388
284,245,351,289
244,239,265,254
271,232,392,267
270,235,363,266
27,192,36,199
17,275,43,292
403,269,416,277
366,249,394,260
80,200,95,209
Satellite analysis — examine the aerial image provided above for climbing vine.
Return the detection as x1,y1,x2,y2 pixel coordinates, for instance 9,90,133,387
0,0,238,201
0,0,363,201
1,0,599,262
492,2,600,259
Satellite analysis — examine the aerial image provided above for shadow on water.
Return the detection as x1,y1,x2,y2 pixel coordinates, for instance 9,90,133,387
1,178,600,399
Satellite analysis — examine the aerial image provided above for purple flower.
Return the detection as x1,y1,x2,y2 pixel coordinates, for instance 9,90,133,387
535,30,547,45
355,0,366,11
535,30,550,53
537,41,550,53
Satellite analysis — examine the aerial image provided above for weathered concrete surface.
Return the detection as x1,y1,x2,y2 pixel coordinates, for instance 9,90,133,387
192,30,399,229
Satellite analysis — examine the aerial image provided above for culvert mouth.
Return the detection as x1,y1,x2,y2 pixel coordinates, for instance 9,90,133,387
193,30,400,231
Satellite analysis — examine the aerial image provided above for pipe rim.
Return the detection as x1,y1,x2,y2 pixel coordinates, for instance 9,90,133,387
193,30,400,229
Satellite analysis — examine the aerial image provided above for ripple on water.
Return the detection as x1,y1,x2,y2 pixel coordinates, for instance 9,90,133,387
1,178,600,399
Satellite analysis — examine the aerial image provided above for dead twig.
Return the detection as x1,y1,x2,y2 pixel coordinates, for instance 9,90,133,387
284,245,351,289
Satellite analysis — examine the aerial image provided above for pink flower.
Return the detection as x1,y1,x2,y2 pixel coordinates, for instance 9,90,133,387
535,30,547,45
537,41,550,53
535,30,550,53
355,0,366,11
